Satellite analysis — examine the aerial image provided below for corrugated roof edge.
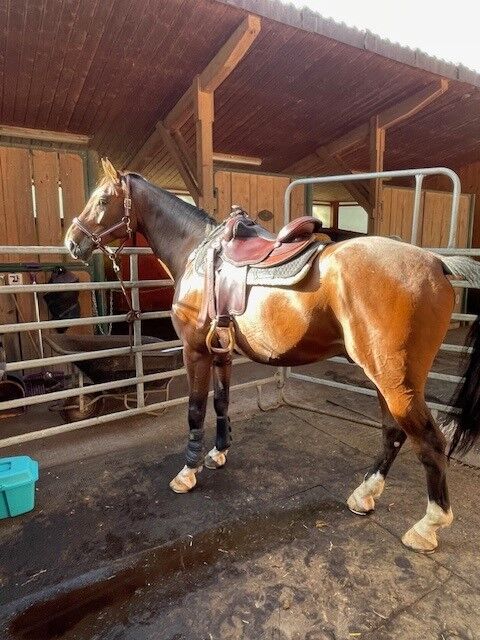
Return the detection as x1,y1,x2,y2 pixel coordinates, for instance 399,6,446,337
215,0,480,87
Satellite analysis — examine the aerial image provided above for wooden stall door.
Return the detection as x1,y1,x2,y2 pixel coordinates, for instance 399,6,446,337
0,147,92,364
0,147,36,360
421,191,472,321
215,170,305,232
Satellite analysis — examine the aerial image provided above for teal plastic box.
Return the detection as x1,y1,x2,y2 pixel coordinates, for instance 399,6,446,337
0,456,39,519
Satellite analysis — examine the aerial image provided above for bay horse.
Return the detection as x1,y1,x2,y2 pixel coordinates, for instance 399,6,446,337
65,159,480,554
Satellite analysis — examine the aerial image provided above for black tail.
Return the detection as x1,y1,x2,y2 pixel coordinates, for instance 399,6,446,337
448,316,480,458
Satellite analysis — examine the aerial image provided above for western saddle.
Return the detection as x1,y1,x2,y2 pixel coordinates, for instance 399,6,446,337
199,206,325,354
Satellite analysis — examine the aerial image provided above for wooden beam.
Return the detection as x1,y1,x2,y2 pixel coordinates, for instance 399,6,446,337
316,80,449,157
201,14,261,92
129,14,261,173
172,129,196,177
213,152,262,166
157,124,200,204
369,115,386,233
315,149,372,214
164,15,261,131
194,78,215,213
0,124,90,145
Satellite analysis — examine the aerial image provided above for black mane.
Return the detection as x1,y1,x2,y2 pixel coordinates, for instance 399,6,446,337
128,172,217,233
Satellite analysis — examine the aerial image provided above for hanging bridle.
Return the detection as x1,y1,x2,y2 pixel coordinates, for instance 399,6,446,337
71,174,140,324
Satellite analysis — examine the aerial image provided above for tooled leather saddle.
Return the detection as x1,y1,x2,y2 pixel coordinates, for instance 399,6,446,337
196,206,328,354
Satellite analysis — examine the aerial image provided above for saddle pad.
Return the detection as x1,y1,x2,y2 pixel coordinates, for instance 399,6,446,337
193,227,325,287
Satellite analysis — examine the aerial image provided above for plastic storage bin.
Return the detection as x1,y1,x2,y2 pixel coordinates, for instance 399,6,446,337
0,456,39,519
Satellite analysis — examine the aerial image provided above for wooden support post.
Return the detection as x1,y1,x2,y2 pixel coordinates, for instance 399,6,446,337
331,201,339,230
194,77,215,214
305,183,313,216
368,116,385,234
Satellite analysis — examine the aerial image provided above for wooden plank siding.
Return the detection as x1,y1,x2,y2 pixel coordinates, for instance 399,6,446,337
215,170,302,231
380,185,471,248
0,147,92,362
0,147,38,360
58,152,92,334
31,150,62,260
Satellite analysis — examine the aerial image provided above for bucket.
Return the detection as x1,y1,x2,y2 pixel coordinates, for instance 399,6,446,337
0,456,39,519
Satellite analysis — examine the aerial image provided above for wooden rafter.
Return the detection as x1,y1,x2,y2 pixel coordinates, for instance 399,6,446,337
369,115,386,232
164,15,261,131
316,79,449,158
129,14,261,169
128,14,261,214
315,148,372,214
157,124,200,204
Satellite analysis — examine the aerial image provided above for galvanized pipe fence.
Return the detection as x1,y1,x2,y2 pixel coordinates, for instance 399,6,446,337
0,246,278,448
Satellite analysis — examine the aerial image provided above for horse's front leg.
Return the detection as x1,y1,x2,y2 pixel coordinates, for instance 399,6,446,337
169,345,212,493
205,354,232,470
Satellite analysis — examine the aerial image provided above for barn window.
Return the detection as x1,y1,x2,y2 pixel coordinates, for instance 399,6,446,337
176,193,196,206
338,203,368,233
312,202,331,227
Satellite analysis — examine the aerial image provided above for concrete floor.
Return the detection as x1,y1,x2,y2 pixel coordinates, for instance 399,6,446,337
1,375,480,640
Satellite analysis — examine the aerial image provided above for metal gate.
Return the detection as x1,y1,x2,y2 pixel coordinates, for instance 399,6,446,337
284,167,470,418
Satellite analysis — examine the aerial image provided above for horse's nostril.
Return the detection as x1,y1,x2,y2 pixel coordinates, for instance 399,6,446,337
67,239,79,257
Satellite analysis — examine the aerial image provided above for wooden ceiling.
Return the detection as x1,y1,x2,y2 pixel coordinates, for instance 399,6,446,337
1,0,480,192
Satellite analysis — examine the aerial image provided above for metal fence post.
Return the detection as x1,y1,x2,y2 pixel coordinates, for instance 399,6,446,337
411,173,425,245
129,253,145,408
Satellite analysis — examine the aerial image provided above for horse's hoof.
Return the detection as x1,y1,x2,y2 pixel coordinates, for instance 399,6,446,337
347,491,375,516
204,446,228,470
402,527,437,554
169,465,201,494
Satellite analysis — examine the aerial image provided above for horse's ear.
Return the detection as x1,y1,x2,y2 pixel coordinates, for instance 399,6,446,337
101,157,120,184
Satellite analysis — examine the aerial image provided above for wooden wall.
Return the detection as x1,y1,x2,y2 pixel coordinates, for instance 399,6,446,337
215,170,305,231
380,185,472,248
0,146,91,363
427,160,480,247
380,185,473,319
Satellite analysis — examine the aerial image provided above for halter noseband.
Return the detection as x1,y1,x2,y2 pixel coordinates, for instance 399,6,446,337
72,173,140,323
71,174,133,274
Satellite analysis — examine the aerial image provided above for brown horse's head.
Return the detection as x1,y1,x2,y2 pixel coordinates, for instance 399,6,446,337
65,158,133,261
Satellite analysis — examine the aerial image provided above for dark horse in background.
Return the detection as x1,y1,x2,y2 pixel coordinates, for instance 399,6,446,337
65,159,480,553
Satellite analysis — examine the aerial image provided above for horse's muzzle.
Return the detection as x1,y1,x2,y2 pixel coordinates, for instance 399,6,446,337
65,235,94,262
66,238,80,259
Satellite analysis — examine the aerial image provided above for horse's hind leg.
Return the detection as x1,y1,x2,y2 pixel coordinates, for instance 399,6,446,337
382,390,453,553
347,390,407,515
205,354,232,470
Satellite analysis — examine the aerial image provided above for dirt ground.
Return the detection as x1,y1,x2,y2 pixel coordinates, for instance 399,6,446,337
1,366,480,640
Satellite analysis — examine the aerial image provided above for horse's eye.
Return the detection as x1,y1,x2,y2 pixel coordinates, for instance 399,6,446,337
99,198,107,207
